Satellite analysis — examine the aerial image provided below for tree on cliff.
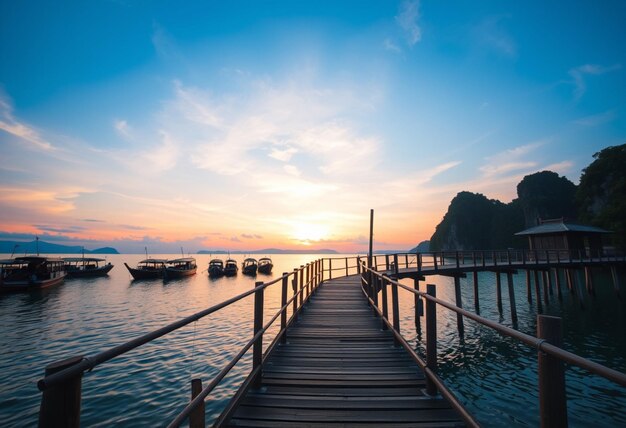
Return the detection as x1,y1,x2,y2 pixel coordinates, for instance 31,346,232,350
577,144,626,249
516,171,577,227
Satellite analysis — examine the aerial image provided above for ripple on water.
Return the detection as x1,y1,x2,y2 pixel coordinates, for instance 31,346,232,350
1,256,625,426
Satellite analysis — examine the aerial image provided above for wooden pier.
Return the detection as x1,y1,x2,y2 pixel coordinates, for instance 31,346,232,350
217,275,464,427
36,254,626,428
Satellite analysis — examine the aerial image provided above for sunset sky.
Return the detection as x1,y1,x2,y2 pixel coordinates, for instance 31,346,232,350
1,1,624,253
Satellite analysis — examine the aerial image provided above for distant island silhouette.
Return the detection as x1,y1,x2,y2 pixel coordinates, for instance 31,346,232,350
198,248,338,255
0,240,119,254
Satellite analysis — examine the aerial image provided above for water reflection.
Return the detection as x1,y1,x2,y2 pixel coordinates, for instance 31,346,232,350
0,255,624,427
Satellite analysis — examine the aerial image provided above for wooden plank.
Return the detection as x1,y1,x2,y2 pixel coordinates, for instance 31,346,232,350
221,275,465,427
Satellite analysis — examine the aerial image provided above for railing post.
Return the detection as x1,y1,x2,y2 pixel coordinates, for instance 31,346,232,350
454,275,464,338
381,275,388,330
417,253,422,272
538,315,567,428
385,254,390,271
329,258,332,279
299,266,304,308
425,284,437,396
281,273,288,344
473,271,479,313
252,281,264,389
456,251,460,269
306,263,310,300
39,355,84,428
414,277,422,332
345,257,349,277
507,271,517,323
391,278,400,346
292,269,298,322
189,379,205,428
433,253,438,271
495,272,503,313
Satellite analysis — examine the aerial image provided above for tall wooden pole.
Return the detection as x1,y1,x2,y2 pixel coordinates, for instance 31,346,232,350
368,209,374,272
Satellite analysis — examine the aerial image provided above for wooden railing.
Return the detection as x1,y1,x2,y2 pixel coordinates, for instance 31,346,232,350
38,259,331,428
368,248,626,273
36,252,625,427
357,254,626,428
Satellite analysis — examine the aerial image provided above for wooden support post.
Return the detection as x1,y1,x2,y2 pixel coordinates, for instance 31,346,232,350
414,277,422,333
565,269,573,292
454,276,464,338
39,355,84,428
391,280,400,346
584,267,595,297
574,270,585,308
299,266,304,307
473,271,479,313
433,253,438,271
345,257,349,277
292,269,298,322
189,379,205,428
546,270,554,296
526,270,532,303
329,258,332,279
252,281,264,389
381,276,388,330
507,272,517,323
385,254,390,271
538,315,567,428
534,270,543,312
611,266,621,296
281,273,288,343
495,272,503,313
405,253,409,268
425,284,438,396
542,270,549,305
554,269,562,301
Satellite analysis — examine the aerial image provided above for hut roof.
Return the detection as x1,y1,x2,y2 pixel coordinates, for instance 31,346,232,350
515,220,610,236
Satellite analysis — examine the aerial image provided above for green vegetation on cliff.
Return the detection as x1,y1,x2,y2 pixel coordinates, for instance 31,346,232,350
577,144,626,248
429,144,626,251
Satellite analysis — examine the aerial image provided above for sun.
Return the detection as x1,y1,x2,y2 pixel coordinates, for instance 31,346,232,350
291,222,329,244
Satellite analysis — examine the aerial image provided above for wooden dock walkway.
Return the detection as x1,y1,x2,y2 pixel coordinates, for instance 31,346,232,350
221,275,464,427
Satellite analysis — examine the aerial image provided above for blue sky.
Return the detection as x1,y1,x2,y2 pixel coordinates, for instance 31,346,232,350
0,1,624,252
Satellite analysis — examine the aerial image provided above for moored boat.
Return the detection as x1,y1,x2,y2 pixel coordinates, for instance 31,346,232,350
124,259,166,280
258,257,273,274
164,257,197,279
0,256,66,292
242,258,258,276
208,259,224,278
64,257,114,277
224,259,238,277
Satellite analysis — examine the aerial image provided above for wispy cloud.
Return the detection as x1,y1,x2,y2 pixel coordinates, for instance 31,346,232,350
572,110,617,127
569,64,621,100
114,119,132,139
395,1,422,46
479,141,546,178
144,131,179,171
383,38,402,53
475,16,516,57
0,92,53,150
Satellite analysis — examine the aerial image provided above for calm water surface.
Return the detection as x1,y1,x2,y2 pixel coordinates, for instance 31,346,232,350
0,254,624,427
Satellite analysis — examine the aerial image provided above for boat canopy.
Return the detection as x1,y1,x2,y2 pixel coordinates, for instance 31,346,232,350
138,259,168,264
63,257,107,263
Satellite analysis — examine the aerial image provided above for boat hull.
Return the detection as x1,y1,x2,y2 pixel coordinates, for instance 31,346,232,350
258,264,273,274
164,267,197,279
124,263,164,280
0,274,66,293
66,264,114,278
208,267,224,278
242,267,257,276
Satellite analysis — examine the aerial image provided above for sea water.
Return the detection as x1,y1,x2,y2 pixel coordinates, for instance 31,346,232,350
0,254,624,426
